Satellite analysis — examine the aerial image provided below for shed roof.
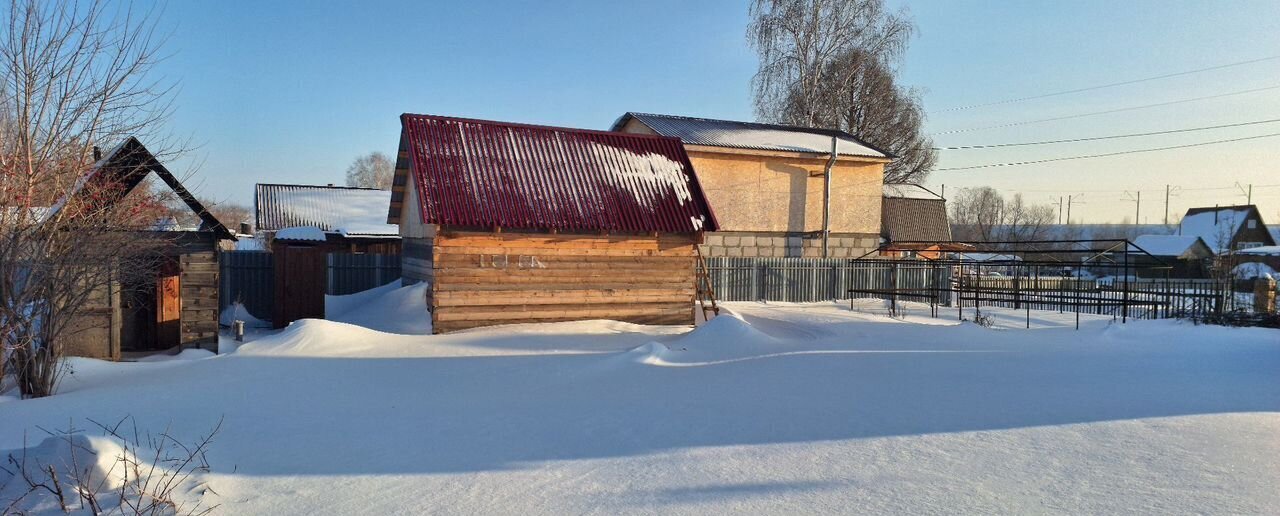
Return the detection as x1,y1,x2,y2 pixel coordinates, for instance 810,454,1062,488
612,112,891,159
255,184,398,236
51,137,235,240
395,113,718,233
1131,234,1208,257
881,196,951,242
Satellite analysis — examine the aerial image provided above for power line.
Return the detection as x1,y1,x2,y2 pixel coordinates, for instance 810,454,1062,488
933,84,1280,135
933,117,1280,150
933,54,1280,113
935,132,1280,171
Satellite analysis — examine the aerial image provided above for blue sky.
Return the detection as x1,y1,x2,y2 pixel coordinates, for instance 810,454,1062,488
154,0,1280,223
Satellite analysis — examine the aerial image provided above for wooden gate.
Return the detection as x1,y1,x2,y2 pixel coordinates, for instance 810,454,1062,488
273,245,326,328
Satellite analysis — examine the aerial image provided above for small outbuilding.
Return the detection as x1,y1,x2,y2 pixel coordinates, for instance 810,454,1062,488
63,138,236,359
1130,234,1213,278
254,183,401,253
387,113,719,333
879,183,952,259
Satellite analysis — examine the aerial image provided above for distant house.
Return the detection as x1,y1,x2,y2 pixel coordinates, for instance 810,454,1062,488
880,184,952,258
62,138,236,359
387,113,719,333
1178,205,1275,253
254,183,400,254
613,112,892,258
1130,235,1213,278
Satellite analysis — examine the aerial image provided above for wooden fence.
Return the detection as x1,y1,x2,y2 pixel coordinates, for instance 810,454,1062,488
219,251,401,322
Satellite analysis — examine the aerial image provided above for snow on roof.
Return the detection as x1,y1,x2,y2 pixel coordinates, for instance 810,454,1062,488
256,184,399,236
274,226,327,242
1179,207,1250,252
1237,245,1280,256
1131,235,1205,257
614,112,890,159
1233,262,1277,280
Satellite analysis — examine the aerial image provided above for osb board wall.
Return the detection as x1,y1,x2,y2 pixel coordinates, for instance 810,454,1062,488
431,230,697,333
685,150,883,234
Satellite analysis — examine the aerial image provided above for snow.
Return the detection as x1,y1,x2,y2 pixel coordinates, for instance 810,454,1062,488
1233,262,1278,279
219,301,271,329
1131,234,1203,257
1238,245,1280,256
2,285,1278,514
234,236,267,251
1179,208,1250,252
273,225,326,242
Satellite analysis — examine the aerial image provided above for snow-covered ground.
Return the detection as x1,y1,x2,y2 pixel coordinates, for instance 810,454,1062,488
3,285,1278,514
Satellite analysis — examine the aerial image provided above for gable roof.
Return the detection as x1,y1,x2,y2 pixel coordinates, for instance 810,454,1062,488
1131,234,1209,258
393,113,718,233
52,137,234,240
881,196,951,242
255,184,398,237
1179,205,1273,251
612,112,892,159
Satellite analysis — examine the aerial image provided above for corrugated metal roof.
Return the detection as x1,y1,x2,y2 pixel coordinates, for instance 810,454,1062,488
881,197,951,242
400,113,718,233
613,112,891,159
255,184,398,236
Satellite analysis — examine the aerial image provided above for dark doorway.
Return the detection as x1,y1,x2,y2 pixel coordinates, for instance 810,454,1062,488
273,245,326,328
121,256,181,352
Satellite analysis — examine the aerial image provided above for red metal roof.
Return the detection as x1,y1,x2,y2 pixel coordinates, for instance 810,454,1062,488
400,113,718,233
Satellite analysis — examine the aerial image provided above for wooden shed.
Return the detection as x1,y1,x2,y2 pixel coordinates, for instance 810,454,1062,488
61,138,236,359
386,113,719,333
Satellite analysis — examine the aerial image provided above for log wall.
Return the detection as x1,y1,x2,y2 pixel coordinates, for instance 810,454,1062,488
431,230,698,333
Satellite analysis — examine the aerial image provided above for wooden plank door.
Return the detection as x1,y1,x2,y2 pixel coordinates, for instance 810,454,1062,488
273,245,327,328
156,257,181,349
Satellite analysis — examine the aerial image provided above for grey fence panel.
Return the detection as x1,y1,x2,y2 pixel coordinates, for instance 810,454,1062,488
707,258,953,304
326,254,402,295
219,251,403,324
219,251,274,320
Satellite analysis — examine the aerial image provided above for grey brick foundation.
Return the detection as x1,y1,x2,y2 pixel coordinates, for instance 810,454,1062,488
701,231,879,259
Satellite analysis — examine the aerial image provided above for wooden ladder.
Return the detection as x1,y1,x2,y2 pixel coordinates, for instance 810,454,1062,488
694,245,720,321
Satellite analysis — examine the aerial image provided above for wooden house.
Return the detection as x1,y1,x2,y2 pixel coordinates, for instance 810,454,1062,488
386,113,719,333
62,138,236,359
613,112,892,258
1178,205,1276,253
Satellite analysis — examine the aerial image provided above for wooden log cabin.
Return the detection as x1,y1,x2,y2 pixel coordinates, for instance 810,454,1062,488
60,138,236,359
386,113,720,333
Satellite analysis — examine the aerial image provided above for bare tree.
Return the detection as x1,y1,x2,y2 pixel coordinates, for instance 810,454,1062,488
345,152,393,190
748,0,935,183
0,0,177,398
949,187,1056,243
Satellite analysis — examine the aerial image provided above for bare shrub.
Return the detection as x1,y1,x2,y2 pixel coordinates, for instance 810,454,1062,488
1,417,223,515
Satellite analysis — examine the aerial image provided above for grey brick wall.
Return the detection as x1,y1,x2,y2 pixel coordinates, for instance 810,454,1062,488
701,231,880,258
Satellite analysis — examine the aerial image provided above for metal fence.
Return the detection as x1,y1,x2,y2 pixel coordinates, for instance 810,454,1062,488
218,251,402,321
705,257,952,304
220,251,273,320
705,257,1233,326
326,253,402,295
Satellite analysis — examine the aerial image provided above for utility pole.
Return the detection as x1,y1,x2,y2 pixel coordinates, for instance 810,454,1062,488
1164,185,1170,226
1123,191,1141,225
1067,195,1073,225
1235,182,1253,205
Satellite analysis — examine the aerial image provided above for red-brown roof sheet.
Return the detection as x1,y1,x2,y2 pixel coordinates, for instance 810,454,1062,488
400,113,718,233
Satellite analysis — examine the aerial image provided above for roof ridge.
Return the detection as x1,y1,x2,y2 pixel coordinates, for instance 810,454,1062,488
626,111,859,137
402,112,680,142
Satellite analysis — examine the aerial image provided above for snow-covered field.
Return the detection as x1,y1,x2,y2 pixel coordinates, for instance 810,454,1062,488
3,284,1279,514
